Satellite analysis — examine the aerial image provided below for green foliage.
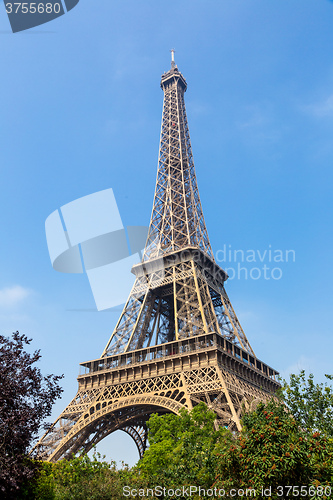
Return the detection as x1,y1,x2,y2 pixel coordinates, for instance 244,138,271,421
17,372,333,499
19,461,55,500
279,370,333,437
214,399,333,498
139,402,232,489
25,405,230,499
24,452,148,500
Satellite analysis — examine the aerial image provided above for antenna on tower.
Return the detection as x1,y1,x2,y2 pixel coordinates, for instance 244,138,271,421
170,48,176,69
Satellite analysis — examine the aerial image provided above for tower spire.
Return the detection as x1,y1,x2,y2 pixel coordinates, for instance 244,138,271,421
143,58,213,261
171,48,176,68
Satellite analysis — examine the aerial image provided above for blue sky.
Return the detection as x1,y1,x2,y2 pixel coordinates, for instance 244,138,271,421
1,0,333,466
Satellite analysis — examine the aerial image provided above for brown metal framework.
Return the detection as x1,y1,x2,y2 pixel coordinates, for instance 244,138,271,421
33,58,279,462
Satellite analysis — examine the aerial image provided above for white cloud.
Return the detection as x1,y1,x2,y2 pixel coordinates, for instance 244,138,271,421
303,94,333,118
0,285,32,308
237,105,267,129
187,100,210,116
279,355,314,380
236,103,281,144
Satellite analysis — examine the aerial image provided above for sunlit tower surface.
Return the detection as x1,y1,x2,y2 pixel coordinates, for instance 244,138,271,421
33,55,279,462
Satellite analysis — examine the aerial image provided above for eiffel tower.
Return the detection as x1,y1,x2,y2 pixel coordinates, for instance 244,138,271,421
34,52,279,462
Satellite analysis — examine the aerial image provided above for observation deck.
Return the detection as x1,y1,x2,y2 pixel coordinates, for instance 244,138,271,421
79,332,279,394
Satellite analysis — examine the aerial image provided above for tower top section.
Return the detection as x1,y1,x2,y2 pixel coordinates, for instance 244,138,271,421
160,50,187,92
142,53,213,262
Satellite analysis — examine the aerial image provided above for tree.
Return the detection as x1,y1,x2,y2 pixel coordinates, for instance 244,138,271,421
24,452,149,500
0,331,63,498
214,399,333,498
138,402,232,490
279,370,333,437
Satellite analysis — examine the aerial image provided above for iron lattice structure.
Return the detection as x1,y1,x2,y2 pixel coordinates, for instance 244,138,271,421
33,58,279,462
